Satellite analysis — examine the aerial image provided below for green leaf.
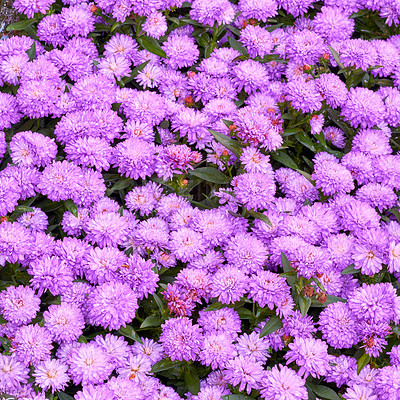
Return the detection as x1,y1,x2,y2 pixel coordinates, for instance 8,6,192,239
328,46,344,70
308,384,341,400
298,295,312,317
184,367,200,394
14,206,34,213
107,178,133,193
271,151,298,170
118,325,142,343
228,37,248,55
341,264,359,275
296,131,316,152
357,352,370,375
237,307,254,320
6,18,37,31
140,315,162,329
203,301,225,311
153,293,165,315
208,129,243,158
281,252,296,290
26,42,36,61
137,36,167,58
247,210,272,227
151,358,185,373
57,392,74,400
121,59,150,85
189,167,231,185
64,200,78,218
259,315,283,338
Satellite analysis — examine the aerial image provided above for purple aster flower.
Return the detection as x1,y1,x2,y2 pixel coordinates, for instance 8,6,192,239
0,355,29,392
132,337,164,365
231,60,269,94
61,207,89,237
211,266,248,304
233,172,276,211
319,302,358,349
116,254,159,299
380,87,400,126
282,310,317,339
344,384,377,400
352,128,391,156
286,77,323,113
13,324,53,366
348,283,397,325
0,285,40,325
135,63,163,89
98,54,131,81
199,332,236,370
61,281,93,309
285,30,325,64
198,308,242,338
285,337,330,379
84,211,130,248
190,0,235,26
143,11,168,39
317,73,348,109
170,227,207,263
74,385,114,400
13,0,54,18
132,217,169,251
248,270,290,309
373,154,400,190
0,93,22,130
240,25,273,59
0,221,33,265
0,176,19,217
104,32,138,59
162,34,199,70
160,317,202,362
69,343,113,386
236,332,270,362
224,355,264,394
325,355,356,388
238,0,278,21
260,365,308,400
323,126,346,148
356,183,396,212
389,345,400,366
28,255,74,296
65,137,112,171
106,376,143,399
278,0,314,17
373,366,400,399
388,241,400,274
313,6,355,42
17,207,48,232
340,39,378,71
117,354,152,382
125,182,162,216
341,152,375,185
95,334,130,368
34,359,69,393
342,87,386,129
76,169,106,208
44,303,85,344
37,14,67,47
312,155,354,196
86,281,138,330
61,3,95,37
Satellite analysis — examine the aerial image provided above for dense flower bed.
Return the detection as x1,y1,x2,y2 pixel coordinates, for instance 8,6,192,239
1,0,400,399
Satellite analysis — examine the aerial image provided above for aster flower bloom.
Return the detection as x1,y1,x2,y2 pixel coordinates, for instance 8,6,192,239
98,54,131,81
84,211,130,248
28,255,74,297
233,172,276,211
61,282,93,310
286,78,323,113
238,0,278,21
325,355,356,388
231,60,269,94
348,283,397,325
285,337,330,379
319,302,358,349
248,270,291,309
316,74,348,110
133,217,170,251
323,126,346,148
260,365,308,400
0,93,21,130
37,14,68,47
199,332,237,370
388,241,400,273
0,285,40,325
13,324,53,367
17,207,48,232
340,39,378,71
170,228,207,263
160,317,202,362
44,303,85,344
0,355,29,392
1,53,29,85
143,11,168,39
125,182,162,216
198,308,242,339
61,207,89,237
86,281,138,330
236,332,270,362
283,311,317,339
95,334,130,368
224,355,264,395
352,128,391,157
74,385,115,400
341,151,374,185
190,0,235,26
69,343,113,386
34,359,69,393
132,337,164,365
13,0,55,18
104,32,138,59
123,120,155,141
61,3,95,37
135,63,163,89
343,384,377,400
285,30,325,65
117,353,152,382
162,34,199,69
341,87,386,129
211,266,249,304
240,25,273,59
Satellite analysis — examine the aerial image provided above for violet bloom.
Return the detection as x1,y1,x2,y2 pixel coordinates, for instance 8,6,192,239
211,266,248,304
117,354,152,382
224,355,264,394
0,93,22,130
199,332,237,370
160,317,202,362
162,34,199,70
260,365,308,400
34,359,69,393
238,0,278,21
0,355,29,392
284,337,330,379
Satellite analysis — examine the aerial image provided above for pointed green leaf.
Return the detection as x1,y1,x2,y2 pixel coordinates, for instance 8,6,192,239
184,367,200,394
140,315,162,329
357,352,370,375
151,358,185,373
137,36,166,58
6,18,37,31
228,37,248,55
208,129,242,158
281,252,296,289
271,151,298,170
328,46,344,70
64,200,78,218
298,295,312,317
222,396,254,400
259,315,283,338
14,206,34,213
341,264,358,274
189,167,231,184
118,325,142,343
247,210,272,227
121,59,150,85
308,384,341,400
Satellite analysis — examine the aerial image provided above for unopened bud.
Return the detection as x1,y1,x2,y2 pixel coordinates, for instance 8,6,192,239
302,285,314,298
316,292,327,304
322,53,330,60
182,179,188,186
187,71,196,79
222,150,229,157
229,124,237,132
90,4,99,12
